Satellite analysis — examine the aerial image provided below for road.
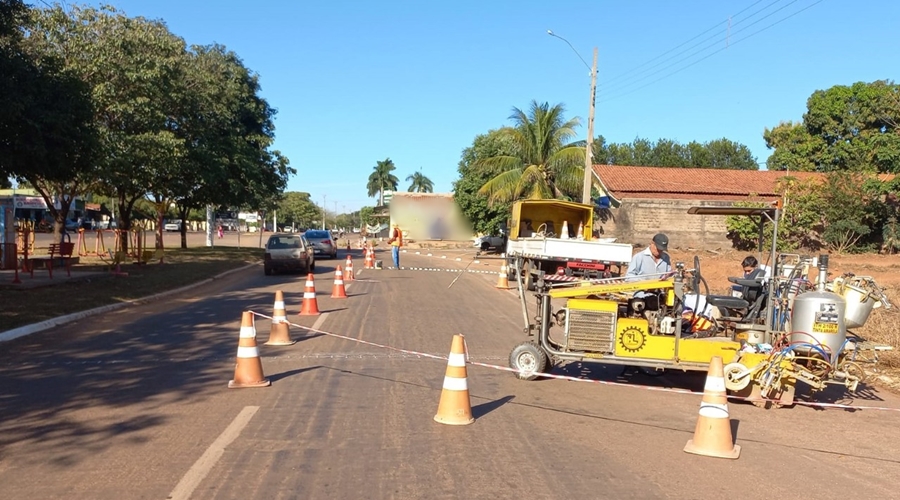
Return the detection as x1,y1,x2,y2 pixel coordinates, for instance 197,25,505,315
1,243,900,499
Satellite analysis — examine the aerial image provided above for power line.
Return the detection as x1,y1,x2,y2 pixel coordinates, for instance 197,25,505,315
601,0,802,96
601,0,771,87
599,0,826,103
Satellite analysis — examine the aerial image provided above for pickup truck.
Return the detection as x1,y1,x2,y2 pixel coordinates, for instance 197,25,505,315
504,200,633,289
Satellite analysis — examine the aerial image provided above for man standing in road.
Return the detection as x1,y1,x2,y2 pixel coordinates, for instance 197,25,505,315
625,233,672,280
389,223,403,268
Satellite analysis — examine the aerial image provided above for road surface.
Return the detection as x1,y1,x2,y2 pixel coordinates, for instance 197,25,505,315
1,245,899,499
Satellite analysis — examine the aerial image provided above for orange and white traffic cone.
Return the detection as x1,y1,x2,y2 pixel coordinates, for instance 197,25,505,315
434,334,475,426
496,262,511,289
365,248,375,269
266,290,295,346
344,255,355,281
576,221,584,239
560,220,570,240
228,311,271,388
331,266,348,299
299,273,321,316
684,356,741,459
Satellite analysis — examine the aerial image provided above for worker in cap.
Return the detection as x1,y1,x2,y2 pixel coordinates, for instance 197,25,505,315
625,233,672,280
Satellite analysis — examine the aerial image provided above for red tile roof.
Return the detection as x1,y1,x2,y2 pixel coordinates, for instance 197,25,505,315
593,165,824,201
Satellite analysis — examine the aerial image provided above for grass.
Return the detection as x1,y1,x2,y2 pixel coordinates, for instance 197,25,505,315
0,246,263,332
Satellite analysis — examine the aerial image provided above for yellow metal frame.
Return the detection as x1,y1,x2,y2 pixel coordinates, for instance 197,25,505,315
510,200,594,240
550,279,673,298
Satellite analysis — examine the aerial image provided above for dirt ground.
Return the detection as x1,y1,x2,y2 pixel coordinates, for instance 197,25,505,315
669,248,900,391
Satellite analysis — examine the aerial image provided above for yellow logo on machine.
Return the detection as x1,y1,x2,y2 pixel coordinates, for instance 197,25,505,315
619,326,646,353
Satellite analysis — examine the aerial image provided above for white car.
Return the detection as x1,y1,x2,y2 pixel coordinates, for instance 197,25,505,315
164,220,184,232
474,234,507,252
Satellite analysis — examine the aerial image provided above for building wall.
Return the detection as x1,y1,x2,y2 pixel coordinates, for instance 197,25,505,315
601,198,735,249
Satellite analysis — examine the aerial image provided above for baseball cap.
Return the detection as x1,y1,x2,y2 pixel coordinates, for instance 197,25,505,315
652,233,669,252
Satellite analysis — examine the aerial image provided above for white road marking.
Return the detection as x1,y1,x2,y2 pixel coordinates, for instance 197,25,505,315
311,312,329,331
168,405,260,500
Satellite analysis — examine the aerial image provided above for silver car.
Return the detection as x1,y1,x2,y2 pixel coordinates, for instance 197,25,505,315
264,233,315,275
303,229,338,259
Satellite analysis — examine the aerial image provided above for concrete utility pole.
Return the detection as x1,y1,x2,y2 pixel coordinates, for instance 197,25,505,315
548,30,598,206
322,194,327,230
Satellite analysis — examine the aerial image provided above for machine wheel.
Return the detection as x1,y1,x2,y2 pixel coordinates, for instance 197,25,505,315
723,362,752,391
509,342,548,381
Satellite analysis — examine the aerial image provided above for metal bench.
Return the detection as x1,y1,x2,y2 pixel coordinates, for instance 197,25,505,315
29,242,75,278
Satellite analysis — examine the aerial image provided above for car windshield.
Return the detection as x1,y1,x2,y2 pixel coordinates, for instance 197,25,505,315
268,236,301,249
305,231,330,240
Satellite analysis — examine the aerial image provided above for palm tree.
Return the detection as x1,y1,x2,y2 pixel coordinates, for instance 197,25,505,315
406,170,434,193
476,100,584,206
366,158,399,206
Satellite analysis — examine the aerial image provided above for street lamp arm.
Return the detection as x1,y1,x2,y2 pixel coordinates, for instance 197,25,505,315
547,30,591,73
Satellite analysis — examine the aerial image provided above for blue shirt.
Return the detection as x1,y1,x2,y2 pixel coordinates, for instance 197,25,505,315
625,246,672,280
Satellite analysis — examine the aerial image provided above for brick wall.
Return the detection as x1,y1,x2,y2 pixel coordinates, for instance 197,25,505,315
601,198,734,250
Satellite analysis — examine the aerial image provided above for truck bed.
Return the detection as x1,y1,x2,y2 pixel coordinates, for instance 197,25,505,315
506,237,633,264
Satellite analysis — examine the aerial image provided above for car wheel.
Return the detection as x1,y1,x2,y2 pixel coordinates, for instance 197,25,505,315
264,265,272,276
481,241,490,252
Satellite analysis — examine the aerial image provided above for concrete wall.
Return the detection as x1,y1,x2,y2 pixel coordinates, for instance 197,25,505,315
601,198,734,250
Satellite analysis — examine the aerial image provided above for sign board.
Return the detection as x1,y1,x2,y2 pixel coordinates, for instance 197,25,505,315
15,196,47,209
383,191,394,205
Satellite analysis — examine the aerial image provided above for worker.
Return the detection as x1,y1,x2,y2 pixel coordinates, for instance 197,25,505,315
625,233,672,280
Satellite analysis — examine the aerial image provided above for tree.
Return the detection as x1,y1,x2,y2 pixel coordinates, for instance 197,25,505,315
765,80,900,173
592,136,758,169
406,170,434,193
476,100,584,205
3,2,98,240
169,44,292,248
367,158,399,206
358,206,375,227
454,129,518,235
277,192,319,228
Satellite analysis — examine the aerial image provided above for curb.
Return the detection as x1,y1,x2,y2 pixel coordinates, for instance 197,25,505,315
0,262,258,343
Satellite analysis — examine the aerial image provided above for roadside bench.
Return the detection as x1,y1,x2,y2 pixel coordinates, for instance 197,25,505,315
28,242,75,278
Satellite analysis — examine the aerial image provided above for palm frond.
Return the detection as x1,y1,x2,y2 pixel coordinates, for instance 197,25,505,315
478,168,524,206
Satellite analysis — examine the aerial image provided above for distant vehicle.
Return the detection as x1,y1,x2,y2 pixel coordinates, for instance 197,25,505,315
264,233,314,275
474,234,507,252
304,229,338,259
164,220,185,232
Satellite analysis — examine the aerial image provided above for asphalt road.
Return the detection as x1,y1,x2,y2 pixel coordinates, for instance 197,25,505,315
1,243,900,499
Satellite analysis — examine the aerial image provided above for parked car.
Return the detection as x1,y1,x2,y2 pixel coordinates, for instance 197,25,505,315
474,234,507,252
264,233,315,275
164,219,185,232
304,229,338,259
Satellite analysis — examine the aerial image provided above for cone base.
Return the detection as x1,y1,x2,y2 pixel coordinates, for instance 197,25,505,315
496,285,512,289
264,340,297,346
228,378,271,389
683,440,741,459
299,311,320,316
331,293,348,299
434,414,475,426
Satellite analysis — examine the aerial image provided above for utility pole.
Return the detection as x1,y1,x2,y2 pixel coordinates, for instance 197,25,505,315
583,47,598,206
322,194,326,230
548,30,599,206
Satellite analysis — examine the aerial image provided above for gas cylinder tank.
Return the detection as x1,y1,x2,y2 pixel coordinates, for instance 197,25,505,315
789,290,846,358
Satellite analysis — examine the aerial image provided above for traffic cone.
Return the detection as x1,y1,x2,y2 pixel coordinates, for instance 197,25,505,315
266,290,296,346
365,248,375,269
299,273,321,316
496,262,511,289
331,266,348,299
228,311,271,388
560,220,570,240
434,334,475,426
344,255,355,281
683,356,741,459
576,221,584,239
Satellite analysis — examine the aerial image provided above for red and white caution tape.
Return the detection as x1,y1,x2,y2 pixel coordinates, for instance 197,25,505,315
248,311,900,413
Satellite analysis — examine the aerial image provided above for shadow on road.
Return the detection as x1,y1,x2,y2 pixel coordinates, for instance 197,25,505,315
472,395,515,418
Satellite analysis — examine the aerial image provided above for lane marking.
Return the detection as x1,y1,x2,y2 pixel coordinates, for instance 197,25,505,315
311,312,329,332
168,405,260,500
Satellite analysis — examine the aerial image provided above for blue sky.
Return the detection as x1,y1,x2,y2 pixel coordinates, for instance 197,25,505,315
89,0,899,212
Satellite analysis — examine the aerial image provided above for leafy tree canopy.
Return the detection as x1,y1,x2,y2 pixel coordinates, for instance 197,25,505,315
592,136,758,170
454,129,518,235
406,170,434,193
764,80,900,173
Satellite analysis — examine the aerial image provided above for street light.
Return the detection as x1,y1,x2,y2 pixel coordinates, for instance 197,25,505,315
548,29,598,206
